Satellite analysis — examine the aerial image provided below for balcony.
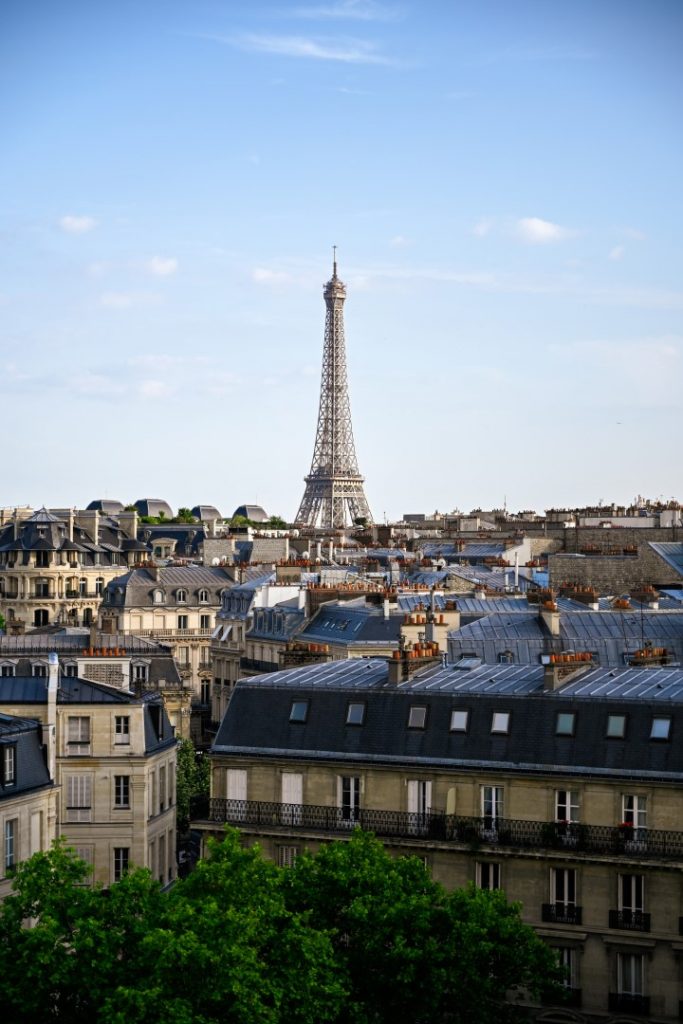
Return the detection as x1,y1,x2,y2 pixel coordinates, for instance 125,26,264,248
609,909,651,932
239,657,280,674
608,994,649,1016
541,903,583,926
135,628,213,639
190,801,683,860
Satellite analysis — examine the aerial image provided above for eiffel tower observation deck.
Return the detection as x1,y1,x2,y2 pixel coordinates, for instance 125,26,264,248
294,253,373,530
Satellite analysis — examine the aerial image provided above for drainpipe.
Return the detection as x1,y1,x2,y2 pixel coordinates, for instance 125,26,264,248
47,652,58,781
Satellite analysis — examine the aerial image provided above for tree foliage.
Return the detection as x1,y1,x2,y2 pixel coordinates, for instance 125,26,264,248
175,738,210,832
0,831,563,1024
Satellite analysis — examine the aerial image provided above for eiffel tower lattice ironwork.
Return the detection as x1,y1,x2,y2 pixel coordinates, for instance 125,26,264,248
294,253,373,530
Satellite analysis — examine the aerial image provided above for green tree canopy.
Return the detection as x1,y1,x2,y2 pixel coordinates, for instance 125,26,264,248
0,831,563,1024
175,738,209,833
283,830,563,1024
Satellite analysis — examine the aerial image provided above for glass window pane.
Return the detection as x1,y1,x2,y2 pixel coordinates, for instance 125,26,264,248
289,700,308,723
450,710,469,732
607,714,626,738
491,712,510,734
346,703,365,725
650,717,671,739
408,706,427,729
556,712,575,736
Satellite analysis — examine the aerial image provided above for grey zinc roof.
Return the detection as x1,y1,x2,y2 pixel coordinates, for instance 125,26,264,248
213,659,683,779
0,713,53,798
104,566,233,608
557,665,683,701
650,543,683,578
0,675,132,704
401,662,546,694
299,602,403,646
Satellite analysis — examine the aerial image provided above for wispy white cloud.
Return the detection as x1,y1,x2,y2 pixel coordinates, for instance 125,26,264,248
59,214,97,234
145,256,179,277
138,379,175,399
229,32,398,65
609,245,624,262
389,234,410,248
472,217,493,237
515,217,577,243
291,0,400,21
72,372,125,396
100,291,161,308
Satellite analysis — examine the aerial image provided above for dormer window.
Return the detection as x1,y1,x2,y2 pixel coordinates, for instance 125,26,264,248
153,590,165,604
176,589,187,603
198,589,209,603
491,711,510,734
289,700,309,723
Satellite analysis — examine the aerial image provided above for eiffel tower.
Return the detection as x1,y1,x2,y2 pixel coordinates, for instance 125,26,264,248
294,252,373,530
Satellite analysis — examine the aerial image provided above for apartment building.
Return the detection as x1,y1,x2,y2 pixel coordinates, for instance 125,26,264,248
0,711,57,899
196,656,683,1023
0,654,177,887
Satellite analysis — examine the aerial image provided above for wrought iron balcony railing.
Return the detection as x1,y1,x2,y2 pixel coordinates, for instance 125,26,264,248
609,909,651,932
608,993,650,1016
541,903,582,925
191,799,683,860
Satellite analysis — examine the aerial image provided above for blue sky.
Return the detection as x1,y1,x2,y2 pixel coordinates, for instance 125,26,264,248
2,0,681,521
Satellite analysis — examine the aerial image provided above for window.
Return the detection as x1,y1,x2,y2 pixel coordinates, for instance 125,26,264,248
158,835,165,883
555,712,576,736
226,768,247,821
619,873,645,919
177,615,188,630
35,551,49,568
551,867,577,908
289,700,309,723
66,775,92,822
622,794,647,830
198,589,209,603
115,716,130,745
114,775,130,808
491,711,510,734
0,665,15,677
498,650,514,664
450,709,469,732
33,610,49,628
555,790,579,823
476,862,500,890
481,785,503,829
176,589,187,603
113,847,130,882
346,702,365,726
339,775,360,824
408,705,427,729
33,664,48,678
67,716,91,754
278,846,300,868
79,578,87,597
64,664,78,677
407,779,432,833
159,766,166,813
200,614,211,630
95,577,104,597
133,663,148,683
2,745,16,786
153,590,164,604
553,947,578,990
607,714,627,738
617,952,644,997
5,818,17,871
650,716,671,740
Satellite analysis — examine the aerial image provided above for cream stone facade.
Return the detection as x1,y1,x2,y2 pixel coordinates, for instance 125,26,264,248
0,656,177,887
197,657,683,1023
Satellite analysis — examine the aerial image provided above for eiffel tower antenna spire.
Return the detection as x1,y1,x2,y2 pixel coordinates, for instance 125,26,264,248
294,256,373,530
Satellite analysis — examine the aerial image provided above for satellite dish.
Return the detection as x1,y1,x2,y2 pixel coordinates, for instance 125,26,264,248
211,557,220,566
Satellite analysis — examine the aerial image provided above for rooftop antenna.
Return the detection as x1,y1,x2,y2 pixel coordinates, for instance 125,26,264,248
332,244,337,277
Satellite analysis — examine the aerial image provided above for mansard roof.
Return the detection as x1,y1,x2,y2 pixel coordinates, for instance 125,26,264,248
213,659,683,781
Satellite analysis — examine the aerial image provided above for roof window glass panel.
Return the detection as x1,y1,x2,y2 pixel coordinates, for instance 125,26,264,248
346,702,365,726
606,714,627,738
491,711,510,734
450,710,469,732
408,705,427,729
650,717,671,740
556,712,576,736
289,700,309,724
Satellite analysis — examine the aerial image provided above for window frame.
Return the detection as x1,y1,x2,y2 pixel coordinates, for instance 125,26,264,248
114,775,130,809
606,713,627,739
114,715,130,745
491,711,511,735
555,711,576,737
449,709,469,733
476,861,501,890
407,705,428,730
650,716,671,740
1,744,17,787
113,847,130,883
289,700,309,724
345,702,366,726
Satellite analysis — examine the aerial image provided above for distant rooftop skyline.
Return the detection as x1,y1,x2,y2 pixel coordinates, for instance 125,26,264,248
2,0,681,518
